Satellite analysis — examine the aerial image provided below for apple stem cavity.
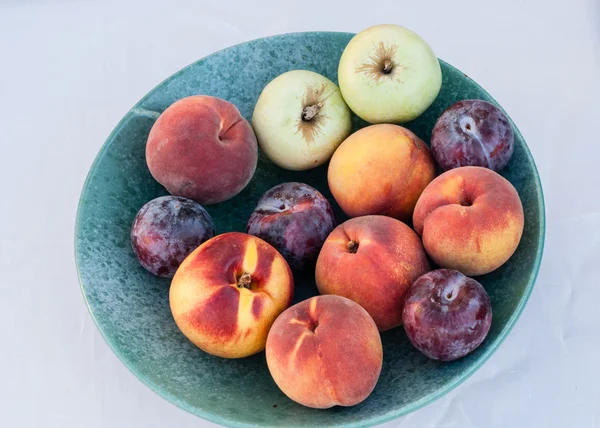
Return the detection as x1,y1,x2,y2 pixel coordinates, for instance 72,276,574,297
301,104,321,122
347,240,359,254
237,272,252,289
383,60,393,74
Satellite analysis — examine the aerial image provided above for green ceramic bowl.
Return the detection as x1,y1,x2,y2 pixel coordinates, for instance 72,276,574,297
75,32,545,427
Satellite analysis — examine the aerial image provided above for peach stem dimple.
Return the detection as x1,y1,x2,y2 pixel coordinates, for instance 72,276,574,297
347,240,359,254
237,272,252,289
460,197,472,207
289,317,318,333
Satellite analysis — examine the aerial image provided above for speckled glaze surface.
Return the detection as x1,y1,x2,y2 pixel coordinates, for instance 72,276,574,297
75,32,545,427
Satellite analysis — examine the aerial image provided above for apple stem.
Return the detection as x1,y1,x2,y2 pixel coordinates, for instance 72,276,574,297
383,60,393,74
238,272,252,289
301,104,320,121
347,240,359,254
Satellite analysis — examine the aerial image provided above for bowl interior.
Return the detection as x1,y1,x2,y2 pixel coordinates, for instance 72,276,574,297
75,32,544,427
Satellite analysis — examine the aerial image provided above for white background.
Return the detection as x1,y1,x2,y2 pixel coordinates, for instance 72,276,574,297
1,0,599,426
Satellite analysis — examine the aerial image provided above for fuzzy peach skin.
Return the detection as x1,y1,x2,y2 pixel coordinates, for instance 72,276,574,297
169,232,293,358
413,166,524,276
327,124,436,222
146,95,258,205
265,295,382,409
315,215,430,331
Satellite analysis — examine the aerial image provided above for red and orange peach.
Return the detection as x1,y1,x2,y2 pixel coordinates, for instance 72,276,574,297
169,232,293,358
327,124,436,222
315,215,430,331
266,295,382,409
146,95,258,205
413,166,524,276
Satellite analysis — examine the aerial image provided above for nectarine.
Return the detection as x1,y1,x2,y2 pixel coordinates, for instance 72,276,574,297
169,232,293,358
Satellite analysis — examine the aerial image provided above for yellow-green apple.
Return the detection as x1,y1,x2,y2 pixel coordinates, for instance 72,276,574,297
169,232,294,358
338,24,442,123
252,70,352,170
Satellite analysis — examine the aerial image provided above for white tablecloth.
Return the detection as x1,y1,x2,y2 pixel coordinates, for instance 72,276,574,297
2,0,599,426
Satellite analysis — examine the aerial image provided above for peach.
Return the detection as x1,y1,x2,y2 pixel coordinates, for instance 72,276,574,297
315,215,430,331
327,124,436,222
265,295,382,409
413,166,524,276
169,232,293,358
146,95,258,205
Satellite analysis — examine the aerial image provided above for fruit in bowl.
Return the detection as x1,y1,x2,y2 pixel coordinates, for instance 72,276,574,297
146,95,258,204
431,99,514,172
338,24,442,124
413,166,524,276
266,295,383,409
247,182,336,270
315,215,430,331
328,124,436,222
130,196,215,278
403,269,493,361
75,29,545,427
252,70,352,170
169,232,294,358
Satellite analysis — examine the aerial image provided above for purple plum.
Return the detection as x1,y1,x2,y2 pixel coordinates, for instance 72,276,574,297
402,269,492,361
247,182,336,270
131,195,215,278
431,99,514,172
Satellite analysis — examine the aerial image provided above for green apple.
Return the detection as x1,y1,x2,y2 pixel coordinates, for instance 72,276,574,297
252,70,352,171
338,24,442,124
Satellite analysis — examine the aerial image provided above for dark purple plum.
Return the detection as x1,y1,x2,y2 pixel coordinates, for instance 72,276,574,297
431,99,514,172
247,182,335,270
131,196,215,278
402,269,492,361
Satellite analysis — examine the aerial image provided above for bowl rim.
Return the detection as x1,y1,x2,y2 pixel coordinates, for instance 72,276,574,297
74,30,546,428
